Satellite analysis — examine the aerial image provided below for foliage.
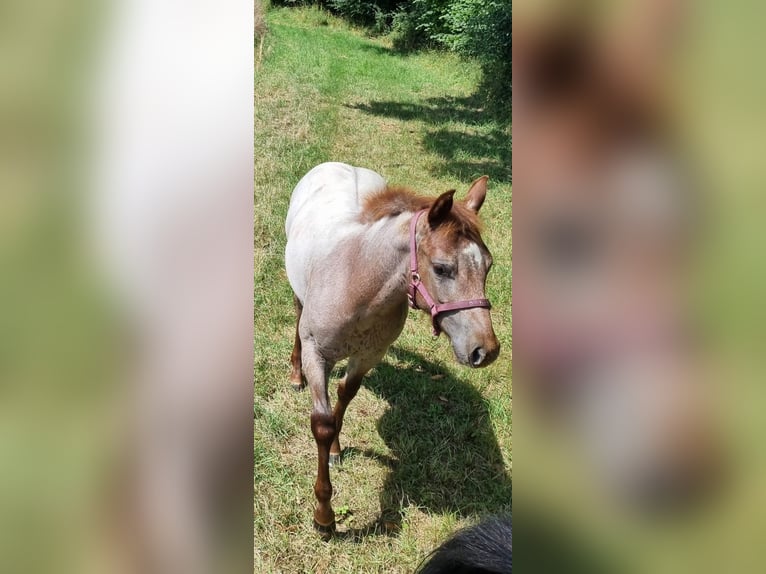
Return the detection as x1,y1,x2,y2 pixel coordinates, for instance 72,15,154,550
393,0,452,50
439,0,512,120
326,0,383,26
267,0,512,120
389,8,421,51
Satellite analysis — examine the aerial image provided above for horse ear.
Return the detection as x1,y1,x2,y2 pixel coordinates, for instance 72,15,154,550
428,190,455,228
465,176,488,213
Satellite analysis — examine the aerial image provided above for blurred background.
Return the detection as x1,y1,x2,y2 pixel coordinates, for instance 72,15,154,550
514,0,766,572
0,0,253,572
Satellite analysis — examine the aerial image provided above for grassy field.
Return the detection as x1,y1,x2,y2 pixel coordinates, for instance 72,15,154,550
254,6,511,573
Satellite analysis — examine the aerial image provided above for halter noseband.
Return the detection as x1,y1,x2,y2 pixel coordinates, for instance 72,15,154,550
408,209,491,336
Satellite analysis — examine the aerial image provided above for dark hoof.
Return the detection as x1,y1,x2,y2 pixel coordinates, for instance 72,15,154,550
313,519,336,539
291,382,305,392
329,452,342,467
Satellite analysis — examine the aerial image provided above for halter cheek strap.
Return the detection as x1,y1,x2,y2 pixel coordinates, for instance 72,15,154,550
408,209,491,336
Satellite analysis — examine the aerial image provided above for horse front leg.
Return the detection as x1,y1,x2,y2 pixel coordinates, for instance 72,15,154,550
302,340,337,534
328,373,362,467
329,352,384,466
311,408,336,534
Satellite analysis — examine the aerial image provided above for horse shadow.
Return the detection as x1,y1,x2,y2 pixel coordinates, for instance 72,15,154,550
346,96,511,183
337,346,512,541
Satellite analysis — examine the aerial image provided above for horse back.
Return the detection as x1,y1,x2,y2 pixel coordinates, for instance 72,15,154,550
285,162,387,301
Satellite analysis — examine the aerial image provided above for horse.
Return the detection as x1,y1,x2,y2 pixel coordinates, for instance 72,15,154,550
416,515,512,574
285,162,500,532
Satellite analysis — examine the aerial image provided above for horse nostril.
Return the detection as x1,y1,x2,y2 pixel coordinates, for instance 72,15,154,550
470,347,486,366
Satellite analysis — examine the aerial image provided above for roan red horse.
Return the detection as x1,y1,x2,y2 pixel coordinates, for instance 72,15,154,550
285,162,500,533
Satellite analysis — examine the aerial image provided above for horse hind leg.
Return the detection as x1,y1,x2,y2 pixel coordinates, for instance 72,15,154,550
329,351,384,467
289,295,305,391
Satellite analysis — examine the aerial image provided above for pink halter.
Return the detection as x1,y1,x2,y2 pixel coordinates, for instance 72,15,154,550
408,209,491,336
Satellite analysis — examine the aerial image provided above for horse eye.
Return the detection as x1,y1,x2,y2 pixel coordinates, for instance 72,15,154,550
433,264,453,278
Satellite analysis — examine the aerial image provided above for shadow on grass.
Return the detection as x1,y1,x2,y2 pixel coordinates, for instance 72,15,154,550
336,346,511,542
347,96,512,183
356,43,399,58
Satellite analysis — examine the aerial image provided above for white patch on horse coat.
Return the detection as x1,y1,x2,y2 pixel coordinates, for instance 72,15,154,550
285,162,387,302
462,241,484,268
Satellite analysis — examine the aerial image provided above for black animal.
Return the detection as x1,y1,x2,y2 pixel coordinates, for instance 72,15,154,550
416,515,512,574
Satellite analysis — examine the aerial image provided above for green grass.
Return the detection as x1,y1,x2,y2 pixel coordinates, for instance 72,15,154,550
254,6,511,572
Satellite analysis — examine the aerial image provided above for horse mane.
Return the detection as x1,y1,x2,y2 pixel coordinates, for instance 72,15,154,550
415,515,512,574
360,185,432,222
360,185,484,241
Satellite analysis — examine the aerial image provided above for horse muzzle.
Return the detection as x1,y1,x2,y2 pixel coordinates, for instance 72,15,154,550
470,340,501,367
451,330,500,368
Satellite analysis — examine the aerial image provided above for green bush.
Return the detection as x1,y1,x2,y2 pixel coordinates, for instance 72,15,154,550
390,9,420,51
407,0,452,48
324,0,404,28
440,0,512,119
327,0,377,25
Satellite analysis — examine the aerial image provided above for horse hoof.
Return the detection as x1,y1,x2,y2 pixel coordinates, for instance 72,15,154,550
291,382,305,392
313,519,336,538
329,452,341,467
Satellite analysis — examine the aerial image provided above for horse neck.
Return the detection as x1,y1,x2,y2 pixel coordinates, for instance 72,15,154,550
357,212,413,309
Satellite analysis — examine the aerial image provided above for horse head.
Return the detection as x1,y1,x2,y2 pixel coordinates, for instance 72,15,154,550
412,177,500,368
